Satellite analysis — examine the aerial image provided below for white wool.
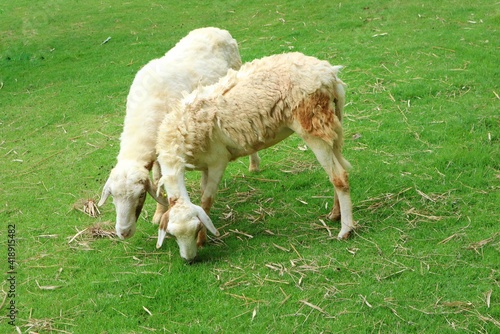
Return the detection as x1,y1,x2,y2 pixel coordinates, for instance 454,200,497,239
100,27,242,240
118,27,241,165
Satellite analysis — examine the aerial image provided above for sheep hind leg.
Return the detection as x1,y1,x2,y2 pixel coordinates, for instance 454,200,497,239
249,153,261,172
301,137,355,239
327,149,351,222
152,161,168,225
331,149,354,238
327,190,341,221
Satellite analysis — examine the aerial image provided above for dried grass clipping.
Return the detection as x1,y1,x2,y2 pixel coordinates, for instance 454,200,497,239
88,221,116,239
74,198,100,217
68,221,116,247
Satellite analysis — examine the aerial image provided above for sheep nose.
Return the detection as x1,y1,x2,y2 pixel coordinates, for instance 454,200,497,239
182,257,196,265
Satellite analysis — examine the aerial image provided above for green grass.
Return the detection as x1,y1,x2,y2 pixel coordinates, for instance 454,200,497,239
1,0,499,333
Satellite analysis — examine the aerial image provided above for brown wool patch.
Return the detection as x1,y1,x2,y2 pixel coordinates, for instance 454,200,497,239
294,92,338,142
144,161,154,170
197,227,207,248
135,202,144,220
333,171,349,191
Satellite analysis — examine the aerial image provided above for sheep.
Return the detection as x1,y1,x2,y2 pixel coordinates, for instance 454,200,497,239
155,52,355,262
98,27,261,239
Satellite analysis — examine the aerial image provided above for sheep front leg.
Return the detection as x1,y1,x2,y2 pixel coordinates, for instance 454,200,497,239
198,164,227,247
152,161,168,224
198,170,209,247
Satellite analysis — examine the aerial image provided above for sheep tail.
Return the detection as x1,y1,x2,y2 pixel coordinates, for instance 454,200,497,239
330,66,346,123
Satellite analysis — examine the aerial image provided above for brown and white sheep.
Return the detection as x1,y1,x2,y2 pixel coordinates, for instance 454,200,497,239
156,52,355,262
98,27,261,239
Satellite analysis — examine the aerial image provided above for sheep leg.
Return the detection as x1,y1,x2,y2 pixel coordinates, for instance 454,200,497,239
198,165,226,247
332,173,354,239
196,227,207,249
152,161,168,225
198,170,209,248
327,190,341,221
200,165,226,212
301,137,354,239
249,153,261,172
200,170,208,199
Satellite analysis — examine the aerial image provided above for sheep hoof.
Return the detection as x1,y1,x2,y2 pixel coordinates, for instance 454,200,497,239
249,166,260,173
337,230,351,240
327,211,341,221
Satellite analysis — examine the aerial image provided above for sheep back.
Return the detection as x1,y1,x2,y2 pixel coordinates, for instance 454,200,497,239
171,52,346,160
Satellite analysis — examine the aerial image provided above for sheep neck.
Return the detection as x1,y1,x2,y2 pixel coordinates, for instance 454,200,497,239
160,164,191,205
116,115,161,168
116,136,156,167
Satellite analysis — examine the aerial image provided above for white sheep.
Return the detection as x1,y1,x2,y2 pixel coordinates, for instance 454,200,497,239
98,27,261,239
156,52,355,262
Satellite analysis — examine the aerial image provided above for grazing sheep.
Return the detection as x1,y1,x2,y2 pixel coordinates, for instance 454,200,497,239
156,52,355,262
98,27,261,239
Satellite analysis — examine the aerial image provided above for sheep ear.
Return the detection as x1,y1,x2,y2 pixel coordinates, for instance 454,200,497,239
156,210,169,249
157,229,167,249
147,179,169,207
195,207,219,237
98,180,111,206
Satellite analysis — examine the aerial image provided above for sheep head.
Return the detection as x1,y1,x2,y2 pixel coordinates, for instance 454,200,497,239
99,160,168,239
156,201,219,263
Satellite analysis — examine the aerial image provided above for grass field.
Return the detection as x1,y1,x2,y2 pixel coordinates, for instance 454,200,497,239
1,0,499,333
